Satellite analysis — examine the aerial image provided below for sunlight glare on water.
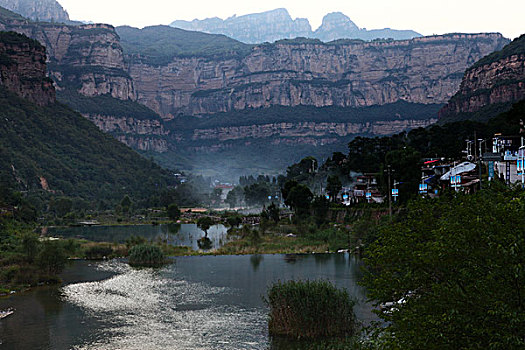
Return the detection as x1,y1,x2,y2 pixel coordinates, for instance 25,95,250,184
64,260,268,350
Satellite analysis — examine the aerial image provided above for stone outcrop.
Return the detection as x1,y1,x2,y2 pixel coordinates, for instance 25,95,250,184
0,31,55,105
170,8,420,44
127,33,508,119
0,9,169,153
439,34,525,120
0,16,136,100
189,118,437,141
0,0,69,23
84,114,169,152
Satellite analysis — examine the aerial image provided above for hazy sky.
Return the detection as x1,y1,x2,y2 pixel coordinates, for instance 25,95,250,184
59,0,524,39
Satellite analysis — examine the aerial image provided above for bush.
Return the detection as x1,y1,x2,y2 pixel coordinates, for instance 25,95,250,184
83,244,113,260
266,280,357,339
128,244,165,267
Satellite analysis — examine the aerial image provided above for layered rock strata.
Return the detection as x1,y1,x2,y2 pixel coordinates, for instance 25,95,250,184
439,34,525,119
0,31,55,105
127,33,508,119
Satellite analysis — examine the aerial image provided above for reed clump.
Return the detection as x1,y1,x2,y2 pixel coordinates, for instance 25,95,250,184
128,244,166,267
266,280,357,339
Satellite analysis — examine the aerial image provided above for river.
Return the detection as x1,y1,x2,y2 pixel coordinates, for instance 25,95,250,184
0,226,375,350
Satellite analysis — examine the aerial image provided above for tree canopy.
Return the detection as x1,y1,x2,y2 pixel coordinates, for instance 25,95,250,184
362,185,525,349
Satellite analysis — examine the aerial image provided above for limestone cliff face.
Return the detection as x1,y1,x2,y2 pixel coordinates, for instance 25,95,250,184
0,15,136,100
0,31,55,105
128,33,508,119
0,0,69,23
189,118,437,142
439,34,525,119
83,113,169,152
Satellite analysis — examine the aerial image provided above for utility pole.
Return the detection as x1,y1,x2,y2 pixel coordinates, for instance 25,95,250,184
387,164,392,221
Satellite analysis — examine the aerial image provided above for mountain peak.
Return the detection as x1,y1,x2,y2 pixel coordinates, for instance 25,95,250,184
0,0,69,23
170,8,420,44
315,12,359,41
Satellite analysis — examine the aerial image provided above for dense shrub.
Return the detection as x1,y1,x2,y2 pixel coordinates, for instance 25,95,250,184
266,280,357,339
128,244,165,267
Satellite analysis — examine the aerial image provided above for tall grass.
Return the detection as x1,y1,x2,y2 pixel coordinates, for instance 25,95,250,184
266,280,357,339
128,244,166,267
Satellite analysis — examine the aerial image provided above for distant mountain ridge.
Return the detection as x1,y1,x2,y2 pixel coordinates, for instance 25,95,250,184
170,8,421,43
0,0,69,23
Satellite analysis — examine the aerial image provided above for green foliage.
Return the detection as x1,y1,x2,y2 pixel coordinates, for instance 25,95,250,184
0,86,172,205
471,34,525,69
262,202,280,223
363,187,525,349
56,90,163,120
0,31,42,50
285,183,313,216
326,175,342,202
244,182,271,206
345,100,525,196
225,186,244,208
197,216,214,237
128,244,165,267
116,25,253,66
170,102,441,131
225,215,242,228
83,244,113,259
197,237,212,250
266,280,357,339
166,203,181,221
36,241,66,276
125,235,147,249
311,196,330,226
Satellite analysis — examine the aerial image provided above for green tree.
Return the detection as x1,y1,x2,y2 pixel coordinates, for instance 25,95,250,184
226,215,242,228
286,184,313,216
363,188,525,349
225,186,244,208
311,195,330,226
167,203,181,221
36,241,67,276
121,195,133,214
20,232,40,263
197,216,214,238
244,183,271,206
50,197,73,218
326,175,342,202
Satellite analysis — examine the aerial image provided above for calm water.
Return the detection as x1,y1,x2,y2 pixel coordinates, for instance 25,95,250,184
47,224,229,250
0,254,374,350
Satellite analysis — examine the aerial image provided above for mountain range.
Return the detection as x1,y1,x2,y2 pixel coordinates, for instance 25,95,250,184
170,8,422,44
0,2,523,180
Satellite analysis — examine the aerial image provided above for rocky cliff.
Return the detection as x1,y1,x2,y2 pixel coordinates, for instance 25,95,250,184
0,8,169,152
170,8,420,44
0,8,135,100
0,31,54,105
189,118,436,142
84,114,169,152
439,34,525,121
0,0,69,23
0,19,136,100
125,33,508,119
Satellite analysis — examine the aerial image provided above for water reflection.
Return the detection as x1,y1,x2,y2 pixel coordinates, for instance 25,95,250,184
47,224,228,251
0,254,375,350
250,254,264,271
